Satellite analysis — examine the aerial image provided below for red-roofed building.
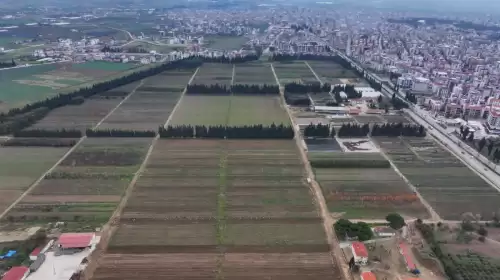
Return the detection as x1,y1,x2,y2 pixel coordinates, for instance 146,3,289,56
57,233,95,249
399,242,417,271
361,271,376,280
2,266,29,280
29,247,42,261
351,241,368,265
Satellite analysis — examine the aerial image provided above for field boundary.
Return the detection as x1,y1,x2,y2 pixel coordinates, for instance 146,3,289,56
231,64,235,86
0,79,146,221
270,63,281,87
304,61,323,84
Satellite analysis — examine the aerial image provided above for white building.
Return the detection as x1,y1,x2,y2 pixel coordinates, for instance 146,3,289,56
412,77,430,93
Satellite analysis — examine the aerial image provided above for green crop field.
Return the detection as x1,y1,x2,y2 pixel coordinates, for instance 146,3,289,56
0,61,141,112
170,95,290,126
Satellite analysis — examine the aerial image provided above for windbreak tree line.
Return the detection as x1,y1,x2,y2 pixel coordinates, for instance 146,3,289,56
303,124,335,138
371,123,426,137
338,123,370,137
0,59,16,69
284,82,331,94
159,124,294,139
0,57,203,135
186,84,279,95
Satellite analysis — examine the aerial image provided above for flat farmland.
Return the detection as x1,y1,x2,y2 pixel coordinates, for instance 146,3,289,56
233,63,276,85
94,139,340,280
312,152,429,219
0,145,71,213
272,61,318,84
170,95,290,126
4,138,152,228
98,70,196,130
353,115,385,124
381,114,412,124
191,63,233,85
307,61,358,84
374,137,500,220
29,98,122,131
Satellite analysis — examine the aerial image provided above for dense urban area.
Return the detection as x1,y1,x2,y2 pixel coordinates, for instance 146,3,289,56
0,1,500,280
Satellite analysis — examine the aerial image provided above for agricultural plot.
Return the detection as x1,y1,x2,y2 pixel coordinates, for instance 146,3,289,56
381,114,412,124
0,146,71,213
97,139,339,280
306,61,359,85
233,63,276,85
98,69,195,130
4,138,152,229
170,95,290,126
353,115,385,124
272,61,318,84
29,99,122,131
305,138,342,152
204,35,249,50
311,152,429,219
375,137,500,220
191,63,233,85
309,92,336,106
0,61,139,112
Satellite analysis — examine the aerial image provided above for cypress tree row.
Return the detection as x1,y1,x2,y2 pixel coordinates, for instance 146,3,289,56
159,124,294,139
371,123,425,137
186,84,280,95
337,123,370,137
303,124,331,138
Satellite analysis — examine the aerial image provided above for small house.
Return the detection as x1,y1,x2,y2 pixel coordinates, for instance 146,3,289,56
351,241,368,265
57,233,95,251
2,266,29,280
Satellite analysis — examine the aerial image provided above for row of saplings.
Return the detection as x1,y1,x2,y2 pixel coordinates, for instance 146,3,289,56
186,84,280,95
303,123,426,138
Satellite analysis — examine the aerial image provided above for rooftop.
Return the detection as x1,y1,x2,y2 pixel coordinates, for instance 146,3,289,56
352,241,368,258
3,266,29,280
361,271,377,280
58,233,94,249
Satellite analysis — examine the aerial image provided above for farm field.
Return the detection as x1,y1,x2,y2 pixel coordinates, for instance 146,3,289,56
381,114,412,124
170,95,290,126
98,69,196,130
353,115,385,124
374,137,500,220
3,138,152,231
94,139,339,280
0,145,72,214
233,63,276,85
310,151,429,219
191,63,233,85
306,61,359,84
272,61,318,84
0,61,140,112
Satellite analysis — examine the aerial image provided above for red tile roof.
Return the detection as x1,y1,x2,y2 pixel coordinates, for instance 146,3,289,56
352,241,368,258
30,247,42,257
58,233,94,249
2,266,29,280
399,243,416,270
361,271,377,280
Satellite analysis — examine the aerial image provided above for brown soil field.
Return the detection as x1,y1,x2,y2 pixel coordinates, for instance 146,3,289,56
221,253,340,280
21,195,122,203
29,99,122,131
98,91,182,130
92,253,218,280
191,63,232,85
30,179,127,196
